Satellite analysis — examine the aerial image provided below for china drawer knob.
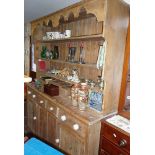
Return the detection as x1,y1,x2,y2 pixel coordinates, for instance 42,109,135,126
61,115,67,121
50,107,54,111
113,133,117,138
28,91,31,94
32,95,36,98
40,100,44,103
119,139,127,147
55,139,59,143
33,116,37,120
73,124,79,131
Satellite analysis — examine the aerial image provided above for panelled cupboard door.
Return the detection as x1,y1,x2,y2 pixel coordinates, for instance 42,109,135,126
32,102,39,134
27,100,33,131
27,100,38,133
47,112,57,145
37,105,48,140
59,125,85,155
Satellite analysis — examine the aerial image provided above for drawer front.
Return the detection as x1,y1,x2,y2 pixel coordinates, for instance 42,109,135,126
46,100,58,117
37,94,46,108
102,122,130,153
27,87,37,102
100,149,109,155
58,109,87,138
102,137,129,155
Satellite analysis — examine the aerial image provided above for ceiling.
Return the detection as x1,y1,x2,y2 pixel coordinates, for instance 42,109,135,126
24,0,82,23
24,0,130,23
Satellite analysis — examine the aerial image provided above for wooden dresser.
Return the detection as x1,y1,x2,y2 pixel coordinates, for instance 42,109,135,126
27,83,104,155
99,118,130,155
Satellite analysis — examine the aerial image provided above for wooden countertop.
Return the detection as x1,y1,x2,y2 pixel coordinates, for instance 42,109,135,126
27,83,106,125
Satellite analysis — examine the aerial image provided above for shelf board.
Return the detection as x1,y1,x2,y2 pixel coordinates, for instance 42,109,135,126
38,67,104,84
38,58,97,69
39,34,104,43
37,70,75,85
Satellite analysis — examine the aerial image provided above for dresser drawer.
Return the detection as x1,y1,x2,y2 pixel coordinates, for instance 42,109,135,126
46,100,58,117
36,94,46,108
102,122,130,153
58,109,87,138
100,149,109,155
27,87,37,102
101,137,129,155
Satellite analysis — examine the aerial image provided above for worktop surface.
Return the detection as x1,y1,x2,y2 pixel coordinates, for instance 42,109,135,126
27,83,107,125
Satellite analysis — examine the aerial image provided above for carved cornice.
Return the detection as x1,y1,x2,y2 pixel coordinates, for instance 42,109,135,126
31,0,106,35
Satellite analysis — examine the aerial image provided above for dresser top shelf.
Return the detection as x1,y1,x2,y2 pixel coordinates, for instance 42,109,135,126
38,34,104,43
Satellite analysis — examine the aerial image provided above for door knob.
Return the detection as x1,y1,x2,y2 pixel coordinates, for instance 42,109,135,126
40,100,44,103
50,107,54,111
33,116,37,120
32,95,36,98
119,139,127,147
73,124,80,130
55,139,59,143
28,91,31,94
61,115,66,121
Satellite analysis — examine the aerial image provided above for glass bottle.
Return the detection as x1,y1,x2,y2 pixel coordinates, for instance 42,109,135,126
54,46,59,59
79,42,85,64
88,82,95,104
78,83,88,111
71,83,80,106
88,82,103,112
41,46,47,59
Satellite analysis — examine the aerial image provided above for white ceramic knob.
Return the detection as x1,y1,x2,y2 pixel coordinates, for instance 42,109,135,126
73,124,80,131
40,100,44,104
28,91,31,94
113,133,117,138
32,95,36,98
33,116,37,120
61,115,67,121
50,107,54,111
55,139,59,143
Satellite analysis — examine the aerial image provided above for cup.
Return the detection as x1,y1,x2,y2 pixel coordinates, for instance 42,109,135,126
65,30,71,38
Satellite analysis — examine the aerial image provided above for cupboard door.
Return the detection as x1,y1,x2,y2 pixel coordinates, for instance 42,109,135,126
59,125,85,155
32,102,39,134
47,112,57,145
27,100,33,131
37,105,47,139
27,100,38,133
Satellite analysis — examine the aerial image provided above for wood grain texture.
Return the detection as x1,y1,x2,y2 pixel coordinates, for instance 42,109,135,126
31,0,106,33
118,23,130,119
32,0,129,115
27,83,104,125
58,124,85,155
102,0,130,114
36,39,102,81
47,112,57,145
86,121,101,155
27,84,103,155
99,119,130,155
